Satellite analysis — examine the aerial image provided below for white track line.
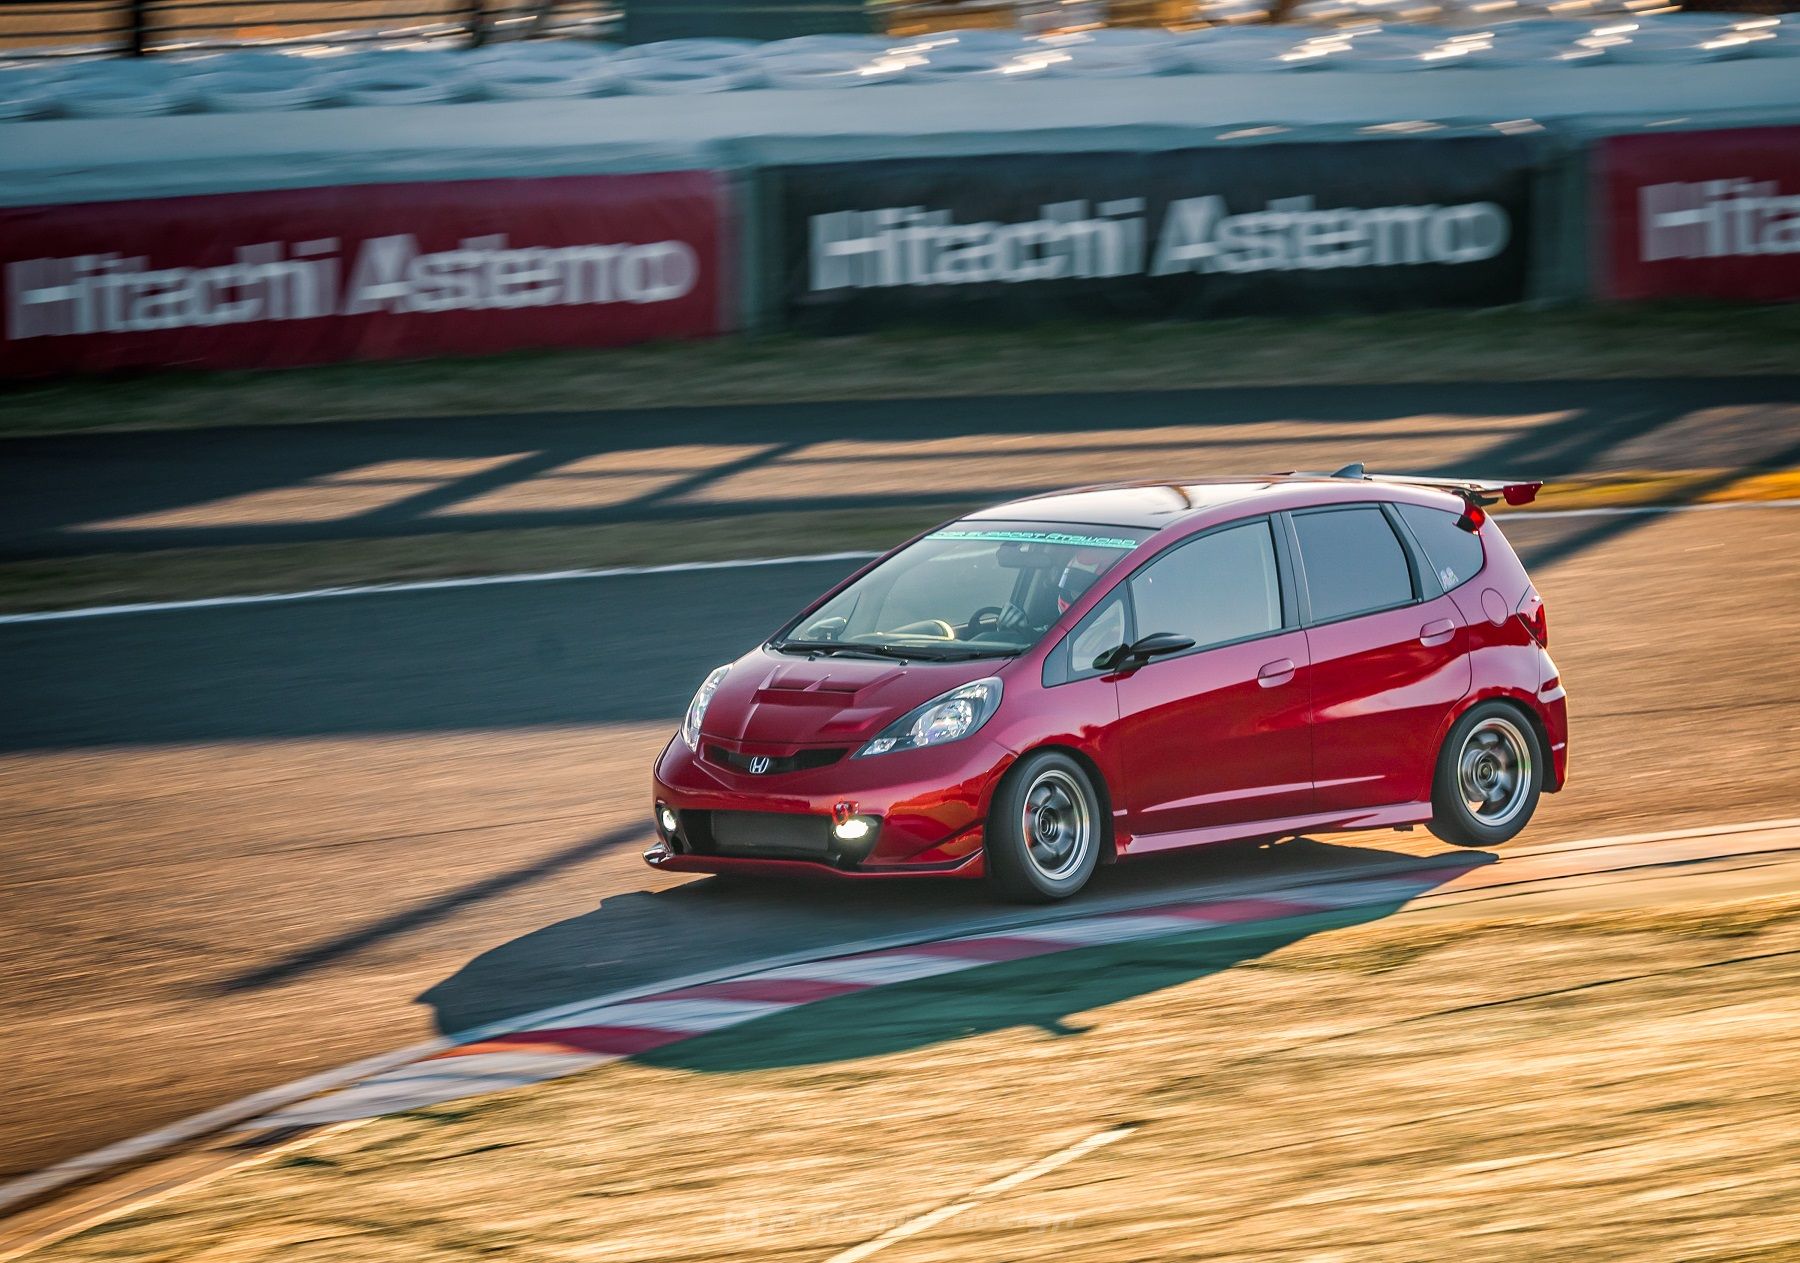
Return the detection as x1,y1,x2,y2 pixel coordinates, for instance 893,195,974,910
824,1125,1136,1263
3,496,1798,627
0,551,882,626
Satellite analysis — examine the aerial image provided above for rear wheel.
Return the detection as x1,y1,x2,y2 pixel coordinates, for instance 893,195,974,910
985,751,1103,902
1428,702,1544,847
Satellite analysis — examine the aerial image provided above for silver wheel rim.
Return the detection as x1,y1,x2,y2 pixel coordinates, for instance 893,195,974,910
1458,716,1532,828
1022,768,1092,882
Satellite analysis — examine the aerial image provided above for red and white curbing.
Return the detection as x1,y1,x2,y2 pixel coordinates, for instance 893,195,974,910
263,870,1465,1126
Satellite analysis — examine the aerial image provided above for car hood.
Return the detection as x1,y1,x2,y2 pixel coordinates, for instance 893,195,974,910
700,649,1003,749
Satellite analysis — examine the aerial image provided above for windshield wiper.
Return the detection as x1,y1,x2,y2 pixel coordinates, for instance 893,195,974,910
771,640,916,662
908,647,1023,662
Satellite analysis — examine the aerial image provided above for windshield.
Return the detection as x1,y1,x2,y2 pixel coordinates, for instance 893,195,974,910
774,521,1150,660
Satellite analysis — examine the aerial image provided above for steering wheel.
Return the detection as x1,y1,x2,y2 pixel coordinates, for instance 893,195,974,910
966,604,1028,638
885,619,957,641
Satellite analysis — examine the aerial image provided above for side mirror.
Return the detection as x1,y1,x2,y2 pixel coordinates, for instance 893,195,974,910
1093,631,1196,673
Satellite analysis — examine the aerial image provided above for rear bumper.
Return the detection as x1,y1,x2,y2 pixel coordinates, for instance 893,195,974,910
649,734,1015,876
1538,650,1570,792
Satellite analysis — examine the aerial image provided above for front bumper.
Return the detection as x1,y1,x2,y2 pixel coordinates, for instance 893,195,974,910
649,733,1016,876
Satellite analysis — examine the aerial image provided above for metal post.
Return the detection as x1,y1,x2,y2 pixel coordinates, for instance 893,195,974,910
466,0,486,47
127,0,150,55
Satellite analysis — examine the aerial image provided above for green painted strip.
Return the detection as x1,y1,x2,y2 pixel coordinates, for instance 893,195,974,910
929,529,1142,549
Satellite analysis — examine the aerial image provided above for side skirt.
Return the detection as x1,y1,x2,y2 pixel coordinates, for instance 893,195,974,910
1118,801,1435,858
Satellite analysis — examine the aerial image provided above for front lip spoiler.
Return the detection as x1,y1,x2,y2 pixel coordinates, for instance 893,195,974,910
643,843,984,880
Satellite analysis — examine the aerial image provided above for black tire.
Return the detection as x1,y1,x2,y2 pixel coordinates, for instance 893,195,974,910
1428,701,1545,848
985,750,1104,902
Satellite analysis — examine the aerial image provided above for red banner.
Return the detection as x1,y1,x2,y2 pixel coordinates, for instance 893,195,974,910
1598,126,1800,303
1,172,726,377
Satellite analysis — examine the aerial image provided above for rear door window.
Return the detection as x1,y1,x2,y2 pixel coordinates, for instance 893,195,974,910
1291,506,1416,623
1129,519,1284,650
1396,502,1486,592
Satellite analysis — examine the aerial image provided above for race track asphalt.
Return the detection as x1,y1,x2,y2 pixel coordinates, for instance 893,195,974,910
3,384,1799,1191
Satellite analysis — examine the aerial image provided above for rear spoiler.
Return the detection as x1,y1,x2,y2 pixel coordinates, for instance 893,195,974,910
1282,465,1543,532
1349,472,1542,507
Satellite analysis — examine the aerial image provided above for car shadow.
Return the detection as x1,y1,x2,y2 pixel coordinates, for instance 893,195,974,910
421,836,1493,1071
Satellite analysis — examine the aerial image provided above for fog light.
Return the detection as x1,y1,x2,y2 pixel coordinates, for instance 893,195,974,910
657,805,679,836
832,816,873,842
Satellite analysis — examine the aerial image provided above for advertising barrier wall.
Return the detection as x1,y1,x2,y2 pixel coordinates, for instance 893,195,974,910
1,172,727,377
770,137,1538,332
1598,125,1800,304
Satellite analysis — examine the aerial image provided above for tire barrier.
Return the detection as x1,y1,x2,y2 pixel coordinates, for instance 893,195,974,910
1168,29,1319,72
759,52,909,89
618,57,761,93
759,34,889,56
905,49,1048,82
11,15,1793,121
614,38,761,62
322,65,469,106
466,40,621,65
1038,37,1178,76
895,29,1033,53
52,62,195,117
1745,17,1800,57
464,61,623,99
1594,22,1759,64
190,70,334,112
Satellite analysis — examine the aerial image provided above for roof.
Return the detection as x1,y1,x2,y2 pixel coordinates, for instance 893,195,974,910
966,481,1280,529
965,476,1468,531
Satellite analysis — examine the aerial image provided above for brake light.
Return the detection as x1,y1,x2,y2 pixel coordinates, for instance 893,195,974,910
1517,588,1548,647
1456,502,1486,533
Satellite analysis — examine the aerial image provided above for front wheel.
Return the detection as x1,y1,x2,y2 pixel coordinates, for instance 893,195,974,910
1428,702,1545,848
985,751,1103,902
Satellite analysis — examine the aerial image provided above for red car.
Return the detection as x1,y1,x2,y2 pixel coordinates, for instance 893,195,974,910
649,469,1568,901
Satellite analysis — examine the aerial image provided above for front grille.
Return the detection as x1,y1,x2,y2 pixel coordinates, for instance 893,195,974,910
706,746,848,776
708,811,833,858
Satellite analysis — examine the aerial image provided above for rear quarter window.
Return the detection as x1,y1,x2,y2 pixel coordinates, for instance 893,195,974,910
1291,506,1415,622
1396,502,1486,592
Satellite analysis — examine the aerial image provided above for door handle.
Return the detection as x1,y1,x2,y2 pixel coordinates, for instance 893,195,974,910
1419,618,1457,648
1257,658,1297,688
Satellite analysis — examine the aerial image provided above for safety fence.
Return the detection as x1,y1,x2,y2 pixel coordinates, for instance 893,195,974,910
1,118,1796,376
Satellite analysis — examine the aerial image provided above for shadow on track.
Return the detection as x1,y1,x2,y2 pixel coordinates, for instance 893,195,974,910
421,836,1493,1069
5,377,1793,558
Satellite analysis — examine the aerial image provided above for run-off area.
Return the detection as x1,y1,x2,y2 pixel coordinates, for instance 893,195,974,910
28,841,1800,1263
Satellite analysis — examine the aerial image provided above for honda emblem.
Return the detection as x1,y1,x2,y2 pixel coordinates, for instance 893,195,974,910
748,756,772,775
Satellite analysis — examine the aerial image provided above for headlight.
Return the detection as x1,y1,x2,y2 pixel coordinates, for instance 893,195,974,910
857,678,1003,758
681,665,731,751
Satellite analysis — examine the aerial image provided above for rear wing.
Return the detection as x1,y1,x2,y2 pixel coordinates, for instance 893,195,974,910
1350,472,1542,507
1283,465,1543,532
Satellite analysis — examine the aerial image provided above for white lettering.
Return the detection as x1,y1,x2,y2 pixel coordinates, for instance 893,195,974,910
5,232,700,341
1640,178,1800,262
805,194,1512,292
